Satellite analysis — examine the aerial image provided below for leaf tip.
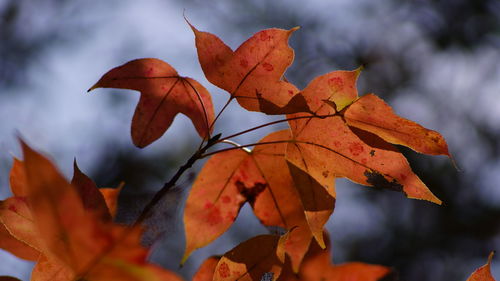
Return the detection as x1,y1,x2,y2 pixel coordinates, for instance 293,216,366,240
409,192,442,206
488,251,495,264
449,153,462,172
314,232,326,249
133,139,148,149
17,136,32,158
428,194,443,205
87,82,100,93
355,65,364,74
184,14,198,34
72,158,85,181
180,251,191,266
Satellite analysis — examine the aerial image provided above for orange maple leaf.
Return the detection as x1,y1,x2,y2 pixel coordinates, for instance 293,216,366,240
467,252,496,281
89,58,215,148
183,130,328,272
214,233,288,281
0,141,182,281
189,22,312,115
280,233,393,281
286,69,444,204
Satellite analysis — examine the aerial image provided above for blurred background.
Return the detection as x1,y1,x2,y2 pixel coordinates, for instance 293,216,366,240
0,0,499,280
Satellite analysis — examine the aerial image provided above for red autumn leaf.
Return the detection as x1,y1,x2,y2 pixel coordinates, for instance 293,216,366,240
73,159,122,219
182,147,250,263
279,233,392,281
285,162,334,250
32,251,185,281
286,69,441,204
285,69,360,195
2,159,44,261
300,69,361,112
301,262,393,281
0,157,124,266
72,160,112,221
193,256,220,281
31,255,74,281
0,220,39,261
21,140,101,271
0,196,44,259
15,140,179,281
189,22,308,114
344,93,451,156
250,130,314,272
467,252,496,281
89,58,215,148
214,234,287,281
184,130,315,270
99,185,123,219
287,111,441,204
9,158,28,197
85,260,184,281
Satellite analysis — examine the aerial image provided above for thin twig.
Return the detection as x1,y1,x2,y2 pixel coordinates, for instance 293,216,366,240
209,96,234,131
134,134,220,225
220,113,336,141
201,140,296,158
76,134,222,280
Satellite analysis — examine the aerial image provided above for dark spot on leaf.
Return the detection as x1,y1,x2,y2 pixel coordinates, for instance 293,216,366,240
364,170,403,192
348,142,364,156
370,150,375,156
262,62,274,71
327,76,344,91
322,170,329,178
259,32,271,41
218,262,231,278
8,204,17,213
204,202,223,226
236,180,267,205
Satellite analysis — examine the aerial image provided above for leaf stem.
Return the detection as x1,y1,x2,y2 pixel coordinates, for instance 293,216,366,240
201,140,295,158
136,113,337,223
220,113,336,141
76,134,221,280
209,96,234,131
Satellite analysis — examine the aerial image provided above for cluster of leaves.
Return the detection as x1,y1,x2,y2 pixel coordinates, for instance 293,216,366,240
0,20,496,281
0,142,183,281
